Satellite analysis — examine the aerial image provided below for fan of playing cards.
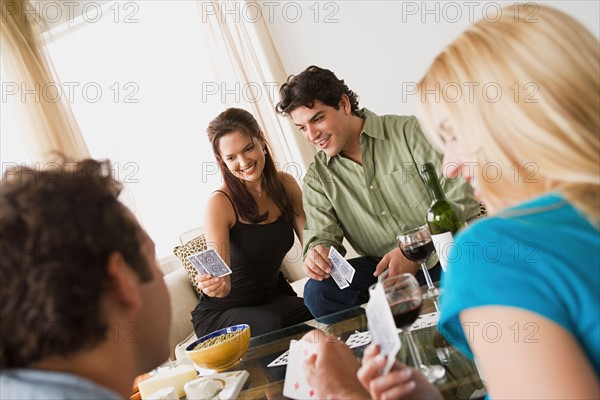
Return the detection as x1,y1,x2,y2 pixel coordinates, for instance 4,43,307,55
187,249,232,277
328,247,355,289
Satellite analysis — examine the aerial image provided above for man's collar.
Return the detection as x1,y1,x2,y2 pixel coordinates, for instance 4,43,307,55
325,108,384,164
360,108,385,140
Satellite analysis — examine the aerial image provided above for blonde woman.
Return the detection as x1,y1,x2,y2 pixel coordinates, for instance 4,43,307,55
302,5,599,399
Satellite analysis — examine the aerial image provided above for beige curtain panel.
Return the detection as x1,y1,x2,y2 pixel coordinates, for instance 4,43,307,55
1,0,90,163
199,0,315,175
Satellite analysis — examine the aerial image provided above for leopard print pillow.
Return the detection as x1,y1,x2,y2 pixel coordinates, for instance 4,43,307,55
478,202,488,217
173,234,207,296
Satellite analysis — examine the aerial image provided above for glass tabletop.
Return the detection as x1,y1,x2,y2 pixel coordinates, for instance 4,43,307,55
230,295,486,400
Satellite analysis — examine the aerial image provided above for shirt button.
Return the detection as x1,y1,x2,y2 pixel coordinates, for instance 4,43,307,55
381,211,387,216
369,185,374,190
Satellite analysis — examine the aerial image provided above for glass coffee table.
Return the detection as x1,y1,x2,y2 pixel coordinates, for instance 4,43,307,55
230,296,486,399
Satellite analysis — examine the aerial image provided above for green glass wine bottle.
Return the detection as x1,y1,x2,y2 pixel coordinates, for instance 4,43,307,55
421,162,464,271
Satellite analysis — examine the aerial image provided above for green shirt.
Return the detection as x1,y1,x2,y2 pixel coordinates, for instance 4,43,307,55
302,108,480,263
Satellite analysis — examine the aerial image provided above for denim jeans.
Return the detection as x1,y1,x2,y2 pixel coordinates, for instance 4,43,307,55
303,256,442,318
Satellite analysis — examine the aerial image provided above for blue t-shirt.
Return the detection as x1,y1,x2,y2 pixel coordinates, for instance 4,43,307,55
0,369,121,399
439,193,600,377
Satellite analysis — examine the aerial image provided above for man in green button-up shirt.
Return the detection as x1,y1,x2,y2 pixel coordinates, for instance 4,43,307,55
277,66,479,317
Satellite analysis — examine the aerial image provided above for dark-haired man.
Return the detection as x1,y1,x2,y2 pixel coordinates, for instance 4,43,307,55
276,66,479,317
0,159,171,398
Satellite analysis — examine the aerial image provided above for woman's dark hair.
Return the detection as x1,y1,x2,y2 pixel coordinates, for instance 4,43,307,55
207,108,294,223
276,65,360,116
0,158,151,369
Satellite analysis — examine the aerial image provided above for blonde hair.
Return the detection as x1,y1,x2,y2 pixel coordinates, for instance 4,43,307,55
418,4,599,226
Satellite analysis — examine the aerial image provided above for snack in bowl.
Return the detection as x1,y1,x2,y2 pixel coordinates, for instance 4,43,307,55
184,377,225,399
185,324,251,372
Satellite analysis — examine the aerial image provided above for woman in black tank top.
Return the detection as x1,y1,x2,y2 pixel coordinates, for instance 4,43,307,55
191,108,313,338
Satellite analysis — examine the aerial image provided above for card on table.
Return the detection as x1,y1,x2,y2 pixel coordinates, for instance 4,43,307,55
366,283,401,374
403,311,440,332
346,330,372,349
267,349,290,368
192,249,232,277
283,340,317,399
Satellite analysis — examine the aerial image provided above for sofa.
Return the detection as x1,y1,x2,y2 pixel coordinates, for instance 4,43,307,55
160,234,309,361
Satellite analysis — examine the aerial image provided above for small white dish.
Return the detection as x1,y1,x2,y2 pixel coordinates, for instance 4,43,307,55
184,370,249,400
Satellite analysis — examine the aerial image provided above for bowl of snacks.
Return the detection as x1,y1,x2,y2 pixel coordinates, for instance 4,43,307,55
185,324,251,372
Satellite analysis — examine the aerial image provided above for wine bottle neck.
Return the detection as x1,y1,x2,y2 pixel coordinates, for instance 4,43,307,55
421,163,446,202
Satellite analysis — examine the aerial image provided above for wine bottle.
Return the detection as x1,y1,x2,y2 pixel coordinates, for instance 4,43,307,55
421,162,464,271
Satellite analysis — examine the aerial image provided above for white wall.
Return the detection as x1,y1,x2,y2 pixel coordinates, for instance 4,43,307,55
2,1,597,259
266,1,599,116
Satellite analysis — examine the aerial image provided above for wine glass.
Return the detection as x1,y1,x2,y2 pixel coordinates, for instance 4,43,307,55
380,273,446,383
397,225,440,300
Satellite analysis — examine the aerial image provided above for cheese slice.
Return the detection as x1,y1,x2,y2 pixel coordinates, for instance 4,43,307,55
138,364,198,399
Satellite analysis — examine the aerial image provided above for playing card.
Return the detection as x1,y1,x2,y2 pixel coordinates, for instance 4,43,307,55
366,283,401,374
194,249,232,277
346,330,372,349
283,340,317,399
328,247,355,283
267,349,289,368
187,255,208,275
329,264,350,289
403,311,440,332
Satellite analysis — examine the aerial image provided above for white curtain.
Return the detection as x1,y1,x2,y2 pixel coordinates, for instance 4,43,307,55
0,0,90,163
198,0,315,176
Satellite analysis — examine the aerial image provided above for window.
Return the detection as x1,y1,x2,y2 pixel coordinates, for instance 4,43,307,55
41,1,227,257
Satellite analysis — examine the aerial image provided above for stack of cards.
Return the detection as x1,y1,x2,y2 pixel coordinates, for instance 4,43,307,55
187,249,232,277
283,340,317,399
366,283,401,374
328,247,355,290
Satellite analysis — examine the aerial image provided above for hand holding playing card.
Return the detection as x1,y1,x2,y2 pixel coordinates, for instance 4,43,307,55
195,273,230,298
366,283,401,374
193,249,232,277
303,244,332,281
299,330,370,400
358,344,443,400
190,249,232,298
328,247,356,290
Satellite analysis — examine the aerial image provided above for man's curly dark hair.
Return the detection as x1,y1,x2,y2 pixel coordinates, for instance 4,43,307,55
275,66,360,116
0,158,151,369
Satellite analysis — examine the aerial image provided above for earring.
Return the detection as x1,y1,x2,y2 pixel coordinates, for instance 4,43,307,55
263,147,267,154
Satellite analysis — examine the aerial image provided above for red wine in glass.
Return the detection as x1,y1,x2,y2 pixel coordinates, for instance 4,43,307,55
400,239,435,263
397,226,439,300
390,299,423,328
379,273,445,383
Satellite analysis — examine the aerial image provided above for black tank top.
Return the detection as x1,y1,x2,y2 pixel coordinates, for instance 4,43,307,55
199,191,296,309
